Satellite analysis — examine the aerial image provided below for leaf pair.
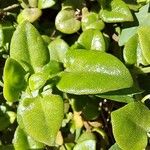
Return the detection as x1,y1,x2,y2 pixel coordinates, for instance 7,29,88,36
3,21,50,102
57,49,133,95
99,0,133,23
123,26,150,67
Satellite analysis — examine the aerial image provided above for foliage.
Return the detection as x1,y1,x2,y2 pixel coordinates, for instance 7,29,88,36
1,0,150,150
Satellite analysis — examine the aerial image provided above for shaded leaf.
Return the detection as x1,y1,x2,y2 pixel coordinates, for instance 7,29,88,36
13,127,44,150
3,58,26,102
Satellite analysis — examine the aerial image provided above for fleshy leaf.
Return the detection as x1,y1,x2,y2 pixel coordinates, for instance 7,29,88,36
48,38,69,62
13,127,44,150
109,143,122,150
81,8,105,31
3,58,26,102
123,34,138,65
73,132,96,150
77,29,106,51
57,50,133,94
55,9,80,34
99,0,133,23
138,26,150,64
10,21,50,73
17,94,64,146
38,0,56,9
97,87,143,103
17,8,42,24
111,102,150,150
119,27,137,46
135,3,150,26
0,22,15,47
29,61,62,91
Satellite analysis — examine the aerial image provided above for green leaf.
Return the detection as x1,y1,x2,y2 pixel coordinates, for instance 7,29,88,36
38,0,56,9
48,38,69,62
97,87,143,103
123,34,138,65
138,26,150,64
119,27,137,46
17,8,42,24
57,50,133,94
76,132,97,143
77,29,106,51
3,58,26,102
99,0,133,23
10,21,50,73
0,108,10,131
29,61,62,91
0,22,15,47
135,3,150,26
81,8,105,31
111,102,150,150
17,94,64,146
109,143,122,150
55,9,81,34
71,96,100,120
28,0,38,7
13,127,44,150
73,140,96,150
73,132,96,150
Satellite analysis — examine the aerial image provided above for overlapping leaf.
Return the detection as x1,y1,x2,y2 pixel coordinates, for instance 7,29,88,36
111,102,150,150
17,94,64,146
57,50,133,94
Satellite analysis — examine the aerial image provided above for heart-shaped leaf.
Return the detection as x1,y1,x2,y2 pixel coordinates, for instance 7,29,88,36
99,0,133,23
3,58,26,102
77,29,106,51
111,102,150,150
57,50,133,94
13,127,44,150
10,21,50,73
17,94,64,146
55,9,81,34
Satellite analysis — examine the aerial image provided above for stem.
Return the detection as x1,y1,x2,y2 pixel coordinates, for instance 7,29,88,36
3,4,20,12
141,94,150,103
